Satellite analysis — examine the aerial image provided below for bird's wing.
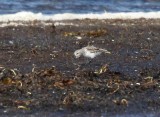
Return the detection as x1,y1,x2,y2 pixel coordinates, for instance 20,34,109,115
85,46,100,53
86,46,111,54
99,48,111,54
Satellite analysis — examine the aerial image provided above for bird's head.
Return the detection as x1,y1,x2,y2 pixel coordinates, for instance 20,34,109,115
74,50,82,58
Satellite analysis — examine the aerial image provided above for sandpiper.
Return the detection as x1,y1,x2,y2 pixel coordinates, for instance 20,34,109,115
74,45,111,59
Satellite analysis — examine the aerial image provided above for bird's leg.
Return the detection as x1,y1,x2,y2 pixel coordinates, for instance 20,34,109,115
86,58,92,64
75,59,92,70
78,58,92,67
75,64,81,70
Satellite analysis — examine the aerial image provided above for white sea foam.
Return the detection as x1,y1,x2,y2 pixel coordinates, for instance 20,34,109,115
0,11,160,22
0,11,159,27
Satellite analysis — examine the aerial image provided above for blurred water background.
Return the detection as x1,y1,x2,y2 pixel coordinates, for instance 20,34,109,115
0,0,160,14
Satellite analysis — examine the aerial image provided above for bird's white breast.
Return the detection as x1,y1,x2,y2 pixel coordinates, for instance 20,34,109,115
83,48,101,58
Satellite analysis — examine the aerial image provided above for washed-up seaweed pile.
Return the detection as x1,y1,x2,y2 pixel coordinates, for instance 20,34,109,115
0,65,159,113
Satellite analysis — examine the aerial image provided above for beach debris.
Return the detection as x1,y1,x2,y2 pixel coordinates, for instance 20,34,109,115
136,83,141,86
144,76,153,82
86,29,107,37
113,98,128,106
94,64,109,74
121,99,129,106
17,105,29,110
0,68,17,78
32,64,36,72
63,29,107,37
54,79,75,89
147,37,151,40
2,77,13,85
0,65,159,112
63,93,73,105
27,92,32,95
10,69,17,76
3,110,8,113
15,100,31,106
75,36,82,40
107,83,120,95
9,40,14,45
141,76,157,89
64,32,78,37
31,48,39,56
50,51,59,59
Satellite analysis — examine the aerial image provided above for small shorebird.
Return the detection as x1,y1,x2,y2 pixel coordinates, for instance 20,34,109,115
74,45,111,59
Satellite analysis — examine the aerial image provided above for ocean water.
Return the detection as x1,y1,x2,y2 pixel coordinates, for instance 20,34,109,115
0,0,160,14
0,0,159,21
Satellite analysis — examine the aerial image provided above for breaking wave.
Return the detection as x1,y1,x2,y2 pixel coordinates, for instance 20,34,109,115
0,11,160,22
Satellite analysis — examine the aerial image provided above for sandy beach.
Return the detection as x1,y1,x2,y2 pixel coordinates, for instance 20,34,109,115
0,19,159,116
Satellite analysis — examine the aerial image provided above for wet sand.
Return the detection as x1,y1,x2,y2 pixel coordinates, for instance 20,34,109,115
0,19,160,116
